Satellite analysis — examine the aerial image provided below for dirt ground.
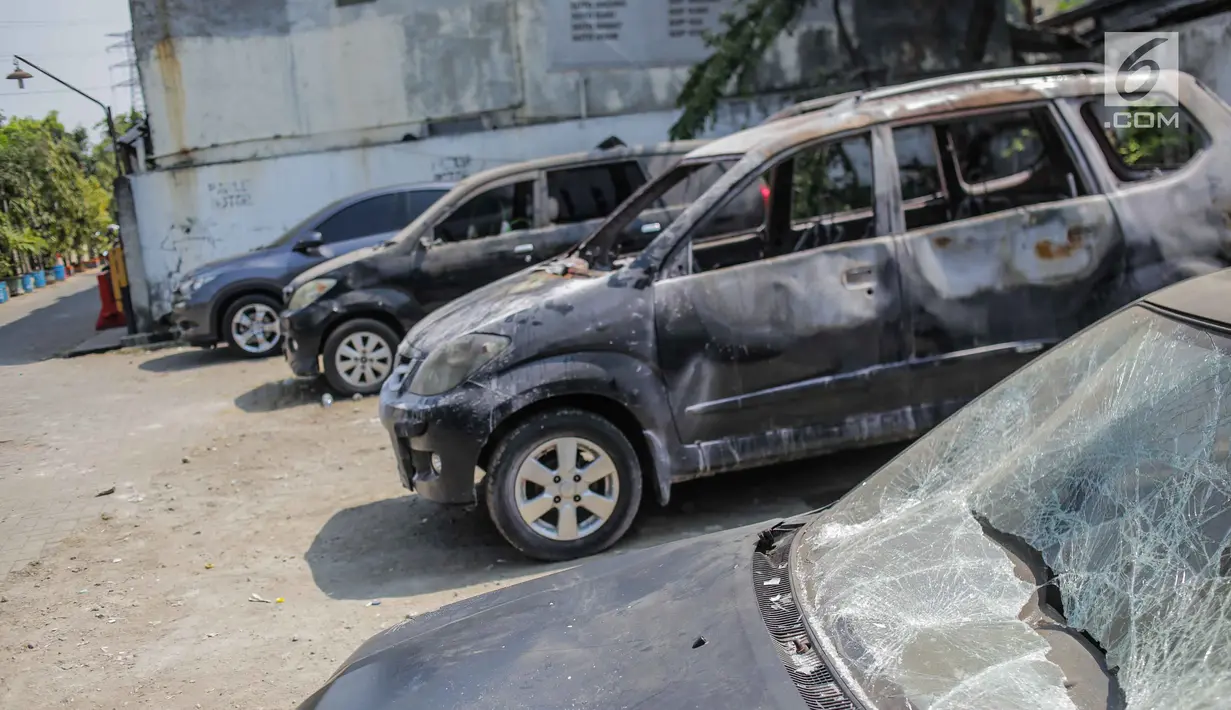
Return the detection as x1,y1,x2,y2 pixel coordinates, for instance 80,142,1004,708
0,334,899,709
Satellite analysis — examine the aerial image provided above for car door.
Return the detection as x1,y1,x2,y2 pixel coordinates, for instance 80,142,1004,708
1060,83,1231,301
312,192,429,260
653,131,911,472
889,105,1126,418
411,176,542,310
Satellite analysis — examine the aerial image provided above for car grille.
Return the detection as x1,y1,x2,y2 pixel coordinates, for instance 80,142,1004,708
753,528,856,710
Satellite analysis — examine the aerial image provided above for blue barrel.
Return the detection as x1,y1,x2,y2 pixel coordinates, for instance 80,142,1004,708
32,270,46,288
54,264,66,281
0,280,8,303
21,273,34,292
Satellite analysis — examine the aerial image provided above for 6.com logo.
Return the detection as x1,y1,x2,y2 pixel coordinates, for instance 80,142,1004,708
1105,32,1180,108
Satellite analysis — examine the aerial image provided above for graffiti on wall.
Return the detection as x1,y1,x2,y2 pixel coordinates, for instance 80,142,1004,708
208,180,254,209
432,155,473,182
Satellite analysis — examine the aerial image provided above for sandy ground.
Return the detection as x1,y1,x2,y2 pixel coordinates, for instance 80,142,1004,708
0,331,899,708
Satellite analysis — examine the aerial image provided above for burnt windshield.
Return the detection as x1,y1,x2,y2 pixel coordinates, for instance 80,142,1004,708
574,158,738,268
792,306,1231,709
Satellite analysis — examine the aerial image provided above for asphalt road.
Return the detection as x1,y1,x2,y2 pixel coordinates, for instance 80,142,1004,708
0,270,106,366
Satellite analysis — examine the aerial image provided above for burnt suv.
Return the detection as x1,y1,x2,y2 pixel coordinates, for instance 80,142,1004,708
379,64,1231,561
280,141,720,396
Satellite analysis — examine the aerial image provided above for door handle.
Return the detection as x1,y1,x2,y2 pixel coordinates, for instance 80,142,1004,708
842,264,877,290
513,243,534,255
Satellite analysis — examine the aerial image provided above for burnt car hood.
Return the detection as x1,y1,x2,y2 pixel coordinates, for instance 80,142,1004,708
404,262,608,353
297,522,806,710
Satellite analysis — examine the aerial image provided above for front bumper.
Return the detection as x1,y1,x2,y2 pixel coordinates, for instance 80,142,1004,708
379,377,497,505
280,304,328,377
170,297,216,346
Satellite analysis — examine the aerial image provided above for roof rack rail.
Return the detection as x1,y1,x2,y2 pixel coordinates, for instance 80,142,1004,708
762,63,1107,125
855,62,1107,103
763,89,865,123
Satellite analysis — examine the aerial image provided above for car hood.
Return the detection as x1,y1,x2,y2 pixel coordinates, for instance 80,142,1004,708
404,261,608,353
289,244,385,291
181,247,286,283
296,522,806,710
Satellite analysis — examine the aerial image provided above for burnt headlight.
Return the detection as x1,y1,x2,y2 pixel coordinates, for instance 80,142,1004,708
407,334,509,396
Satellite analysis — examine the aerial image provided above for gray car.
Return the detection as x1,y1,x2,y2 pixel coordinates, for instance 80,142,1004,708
169,183,451,357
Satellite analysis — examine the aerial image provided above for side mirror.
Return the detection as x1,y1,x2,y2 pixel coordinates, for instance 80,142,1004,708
294,232,325,254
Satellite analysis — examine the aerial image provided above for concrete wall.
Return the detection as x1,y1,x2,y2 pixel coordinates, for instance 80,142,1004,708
125,100,784,329
129,0,848,168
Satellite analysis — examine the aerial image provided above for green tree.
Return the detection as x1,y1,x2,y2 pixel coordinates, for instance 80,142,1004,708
0,111,131,276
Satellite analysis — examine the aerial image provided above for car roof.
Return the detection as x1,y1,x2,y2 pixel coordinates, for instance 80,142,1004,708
687,67,1195,161
1143,268,1231,329
446,140,709,194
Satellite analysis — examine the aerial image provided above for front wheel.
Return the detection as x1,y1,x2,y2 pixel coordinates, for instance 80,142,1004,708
485,408,642,561
223,294,283,358
322,318,400,396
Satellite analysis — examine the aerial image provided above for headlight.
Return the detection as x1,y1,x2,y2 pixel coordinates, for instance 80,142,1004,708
408,334,509,396
178,273,217,298
288,278,337,310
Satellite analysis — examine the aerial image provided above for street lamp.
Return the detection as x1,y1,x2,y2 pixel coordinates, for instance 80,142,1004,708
7,55,136,334
7,56,123,178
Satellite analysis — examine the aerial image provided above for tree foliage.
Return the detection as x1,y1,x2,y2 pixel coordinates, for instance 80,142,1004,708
0,110,141,277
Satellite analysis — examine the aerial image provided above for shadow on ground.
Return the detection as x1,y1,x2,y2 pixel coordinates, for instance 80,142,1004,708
139,346,245,373
0,286,101,366
234,376,331,413
305,443,904,600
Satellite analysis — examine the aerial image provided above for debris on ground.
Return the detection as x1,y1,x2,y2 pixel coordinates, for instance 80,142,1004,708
95,486,116,497
321,394,333,407
366,600,381,607
250,593,271,603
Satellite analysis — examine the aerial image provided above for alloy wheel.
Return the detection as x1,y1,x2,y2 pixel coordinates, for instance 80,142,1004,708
514,436,620,541
230,303,281,354
333,331,393,389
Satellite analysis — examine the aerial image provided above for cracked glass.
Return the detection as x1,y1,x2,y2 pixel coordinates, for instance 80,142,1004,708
793,305,1231,709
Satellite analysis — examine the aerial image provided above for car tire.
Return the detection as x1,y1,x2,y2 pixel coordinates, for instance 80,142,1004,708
485,408,642,562
322,318,400,396
222,294,283,359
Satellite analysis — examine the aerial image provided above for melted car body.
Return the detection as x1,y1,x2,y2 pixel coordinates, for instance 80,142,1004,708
380,66,1231,561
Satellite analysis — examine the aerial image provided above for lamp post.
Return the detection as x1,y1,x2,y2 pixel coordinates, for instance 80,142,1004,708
7,55,136,334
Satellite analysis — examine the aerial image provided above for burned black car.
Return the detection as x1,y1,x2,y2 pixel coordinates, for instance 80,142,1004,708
311,267,1231,709
380,66,1231,561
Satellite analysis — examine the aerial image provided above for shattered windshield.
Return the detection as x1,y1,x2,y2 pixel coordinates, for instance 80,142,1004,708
793,306,1231,709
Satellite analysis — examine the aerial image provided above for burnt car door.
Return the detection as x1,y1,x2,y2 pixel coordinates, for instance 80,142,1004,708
411,175,544,310
1058,76,1231,300
653,132,911,473
889,104,1125,419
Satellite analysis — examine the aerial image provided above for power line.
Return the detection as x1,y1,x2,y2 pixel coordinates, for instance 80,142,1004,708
0,85,112,97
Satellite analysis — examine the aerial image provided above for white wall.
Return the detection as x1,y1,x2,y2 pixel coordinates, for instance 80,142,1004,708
127,102,781,327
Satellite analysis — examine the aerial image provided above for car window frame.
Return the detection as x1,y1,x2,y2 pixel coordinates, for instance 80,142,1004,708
1077,95,1212,185
314,191,418,244
544,158,650,226
883,100,1098,235
427,172,540,246
652,127,880,284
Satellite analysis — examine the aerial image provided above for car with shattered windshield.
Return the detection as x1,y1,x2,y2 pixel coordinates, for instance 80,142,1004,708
305,267,1231,709
279,140,724,396
380,64,1231,561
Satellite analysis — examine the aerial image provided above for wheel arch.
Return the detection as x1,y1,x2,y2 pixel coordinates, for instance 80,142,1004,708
213,285,284,342
477,392,672,507
318,310,407,357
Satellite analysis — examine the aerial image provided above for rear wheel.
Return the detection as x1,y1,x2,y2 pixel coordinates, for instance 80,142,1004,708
485,408,642,561
222,294,282,358
322,318,399,396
